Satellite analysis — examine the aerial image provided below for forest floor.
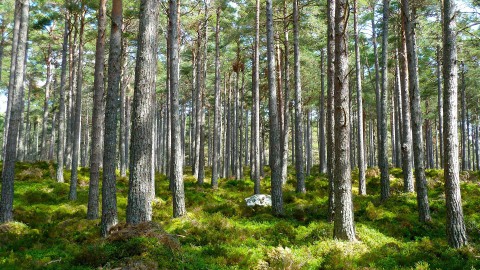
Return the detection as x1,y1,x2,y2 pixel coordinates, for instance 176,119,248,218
0,162,479,269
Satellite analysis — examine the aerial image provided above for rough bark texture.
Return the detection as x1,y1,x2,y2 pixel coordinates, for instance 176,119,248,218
319,49,326,174
56,9,69,184
87,0,107,220
354,0,366,196
293,0,305,193
126,0,160,224
333,0,356,241
379,0,390,202
0,0,29,223
69,9,85,201
266,0,284,216
211,7,221,189
169,0,186,217
326,0,335,222
252,0,261,195
442,0,467,248
398,23,414,193
101,0,122,236
401,0,431,222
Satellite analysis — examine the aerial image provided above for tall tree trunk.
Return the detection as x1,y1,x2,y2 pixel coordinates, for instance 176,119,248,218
126,0,160,224
293,0,305,193
401,0,431,222
101,0,122,236
333,0,356,241
169,0,186,217
379,0,390,202
436,46,443,168
87,0,107,220
398,23,414,193
211,7,221,189
266,0,284,215
460,63,467,171
252,0,261,194
354,0,366,195
119,37,129,177
69,8,85,201
442,0,467,248
319,49,326,174
326,0,335,222
0,0,29,223
40,44,52,159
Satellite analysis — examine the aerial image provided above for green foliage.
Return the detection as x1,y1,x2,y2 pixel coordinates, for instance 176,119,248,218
1,162,480,269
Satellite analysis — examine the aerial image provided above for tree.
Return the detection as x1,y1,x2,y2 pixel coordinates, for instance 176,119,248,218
333,0,356,241
354,0,366,195
326,0,335,222
252,0,260,195
401,0,431,223
0,0,29,223
169,0,186,218
211,6,221,189
87,0,107,220
101,0,122,236
126,0,160,224
69,6,85,201
379,0,390,202
442,0,467,248
266,0,284,216
56,7,69,184
293,0,305,194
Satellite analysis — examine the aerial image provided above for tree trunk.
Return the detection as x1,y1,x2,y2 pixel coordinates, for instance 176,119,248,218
101,0,122,236
266,0,284,216
354,0,366,195
252,0,261,194
69,8,85,201
326,0,335,222
211,6,221,189
0,0,29,222
460,63,467,171
40,44,52,159
126,0,160,224
333,0,356,241
293,0,305,193
401,0,431,222
319,49,326,174
379,0,390,202
442,0,467,248
398,23,414,193
436,46,443,168
169,0,186,217
87,0,107,220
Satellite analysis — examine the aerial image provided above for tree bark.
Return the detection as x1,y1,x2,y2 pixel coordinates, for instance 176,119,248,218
87,0,107,220
211,6,221,189
354,0,366,195
169,0,186,217
126,0,160,224
442,0,467,248
293,0,305,193
252,0,261,194
0,0,28,222
379,0,390,202
401,0,431,222
101,0,122,236
266,0,284,216
326,0,335,222
333,0,356,241
69,8,85,201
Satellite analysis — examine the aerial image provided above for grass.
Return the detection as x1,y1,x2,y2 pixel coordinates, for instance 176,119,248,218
0,162,479,269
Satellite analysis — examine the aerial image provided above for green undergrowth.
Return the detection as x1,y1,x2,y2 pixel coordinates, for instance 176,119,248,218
0,162,479,269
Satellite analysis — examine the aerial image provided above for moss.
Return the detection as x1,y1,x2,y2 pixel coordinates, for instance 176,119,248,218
2,162,480,270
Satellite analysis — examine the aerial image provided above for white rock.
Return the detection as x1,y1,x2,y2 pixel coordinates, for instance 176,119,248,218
245,194,272,207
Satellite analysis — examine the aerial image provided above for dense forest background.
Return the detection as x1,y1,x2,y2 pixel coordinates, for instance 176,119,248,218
0,0,479,269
